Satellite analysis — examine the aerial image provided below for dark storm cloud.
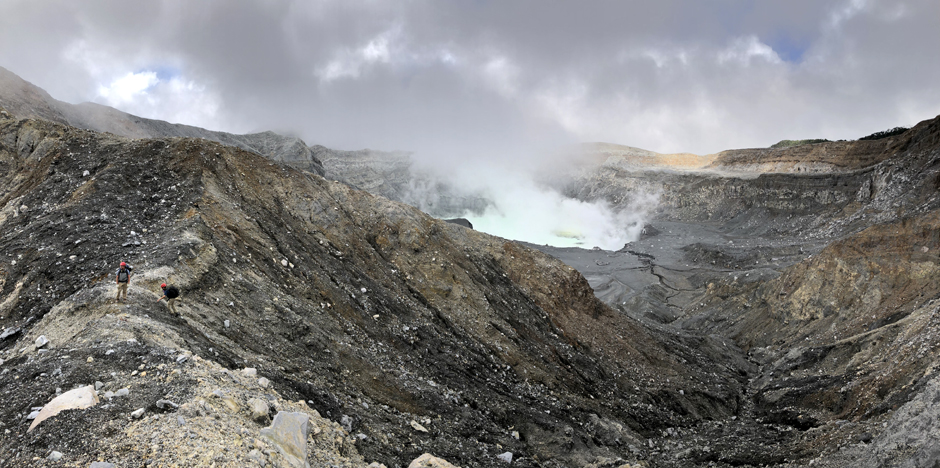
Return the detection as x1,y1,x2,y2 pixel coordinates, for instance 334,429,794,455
1,0,939,155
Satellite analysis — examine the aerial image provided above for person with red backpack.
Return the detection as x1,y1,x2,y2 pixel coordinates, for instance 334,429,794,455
157,283,180,316
115,262,133,302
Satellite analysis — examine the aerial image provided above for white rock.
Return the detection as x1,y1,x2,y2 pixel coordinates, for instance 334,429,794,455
247,449,264,464
410,420,429,433
408,454,460,468
28,386,99,433
241,367,257,378
156,399,178,410
48,451,63,461
26,410,41,420
497,452,513,463
281,259,288,267
82,170,90,177
131,408,145,418
260,412,310,468
224,320,230,328
249,398,269,422
35,335,49,348
258,377,270,388
115,388,129,397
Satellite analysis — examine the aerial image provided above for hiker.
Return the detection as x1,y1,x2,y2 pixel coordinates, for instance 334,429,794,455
115,261,133,302
157,283,180,315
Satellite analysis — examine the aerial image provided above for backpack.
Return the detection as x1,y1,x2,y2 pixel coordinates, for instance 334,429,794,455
165,285,179,299
117,265,133,282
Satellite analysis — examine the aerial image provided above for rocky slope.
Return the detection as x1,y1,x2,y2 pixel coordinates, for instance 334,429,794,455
556,115,940,466
0,107,765,467
303,109,940,467
4,64,940,467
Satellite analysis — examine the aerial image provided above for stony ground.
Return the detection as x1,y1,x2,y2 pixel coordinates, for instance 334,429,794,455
0,109,761,467
4,71,940,467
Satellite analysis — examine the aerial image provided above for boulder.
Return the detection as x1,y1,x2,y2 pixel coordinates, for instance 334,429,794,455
155,399,179,411
35,335,49,348
410,420,429,433
249,398,269,422
260,411,310,468
444,218,473,229
28,385,99,433
408,453,461,468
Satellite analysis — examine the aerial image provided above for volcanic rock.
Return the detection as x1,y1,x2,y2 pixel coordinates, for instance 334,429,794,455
27,385,99,433
3,66,940,467
249,397,270,422
260,411,311,468
408,453,461,468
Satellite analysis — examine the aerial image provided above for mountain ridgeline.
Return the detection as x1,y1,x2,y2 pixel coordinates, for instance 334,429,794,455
2,66,940,467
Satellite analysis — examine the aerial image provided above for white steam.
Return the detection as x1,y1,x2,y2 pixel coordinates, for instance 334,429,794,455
403,158,659,251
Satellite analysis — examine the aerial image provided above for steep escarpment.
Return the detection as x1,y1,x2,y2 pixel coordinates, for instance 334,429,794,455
0,110,755,467
681,199,940,465
533,116,940,466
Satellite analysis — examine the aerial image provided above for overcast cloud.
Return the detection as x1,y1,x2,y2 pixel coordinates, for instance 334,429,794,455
1,0,938,157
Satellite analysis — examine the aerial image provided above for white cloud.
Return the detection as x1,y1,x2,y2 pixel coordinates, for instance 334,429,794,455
93,69,219,129
718,36,783,65
316,28,398,82
828,0,870,29
96,71,159,106
482,56,520,98
6,1,939,157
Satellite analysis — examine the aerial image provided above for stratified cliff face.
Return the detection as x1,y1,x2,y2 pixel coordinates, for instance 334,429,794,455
677,119,940,466
559,115,940,466
0,109,753,467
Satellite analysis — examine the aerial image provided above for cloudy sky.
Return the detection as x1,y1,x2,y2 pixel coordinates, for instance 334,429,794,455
1,0,938,157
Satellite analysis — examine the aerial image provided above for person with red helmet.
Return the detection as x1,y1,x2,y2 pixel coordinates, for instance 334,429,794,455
157,282,180,316
115,261,133,302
